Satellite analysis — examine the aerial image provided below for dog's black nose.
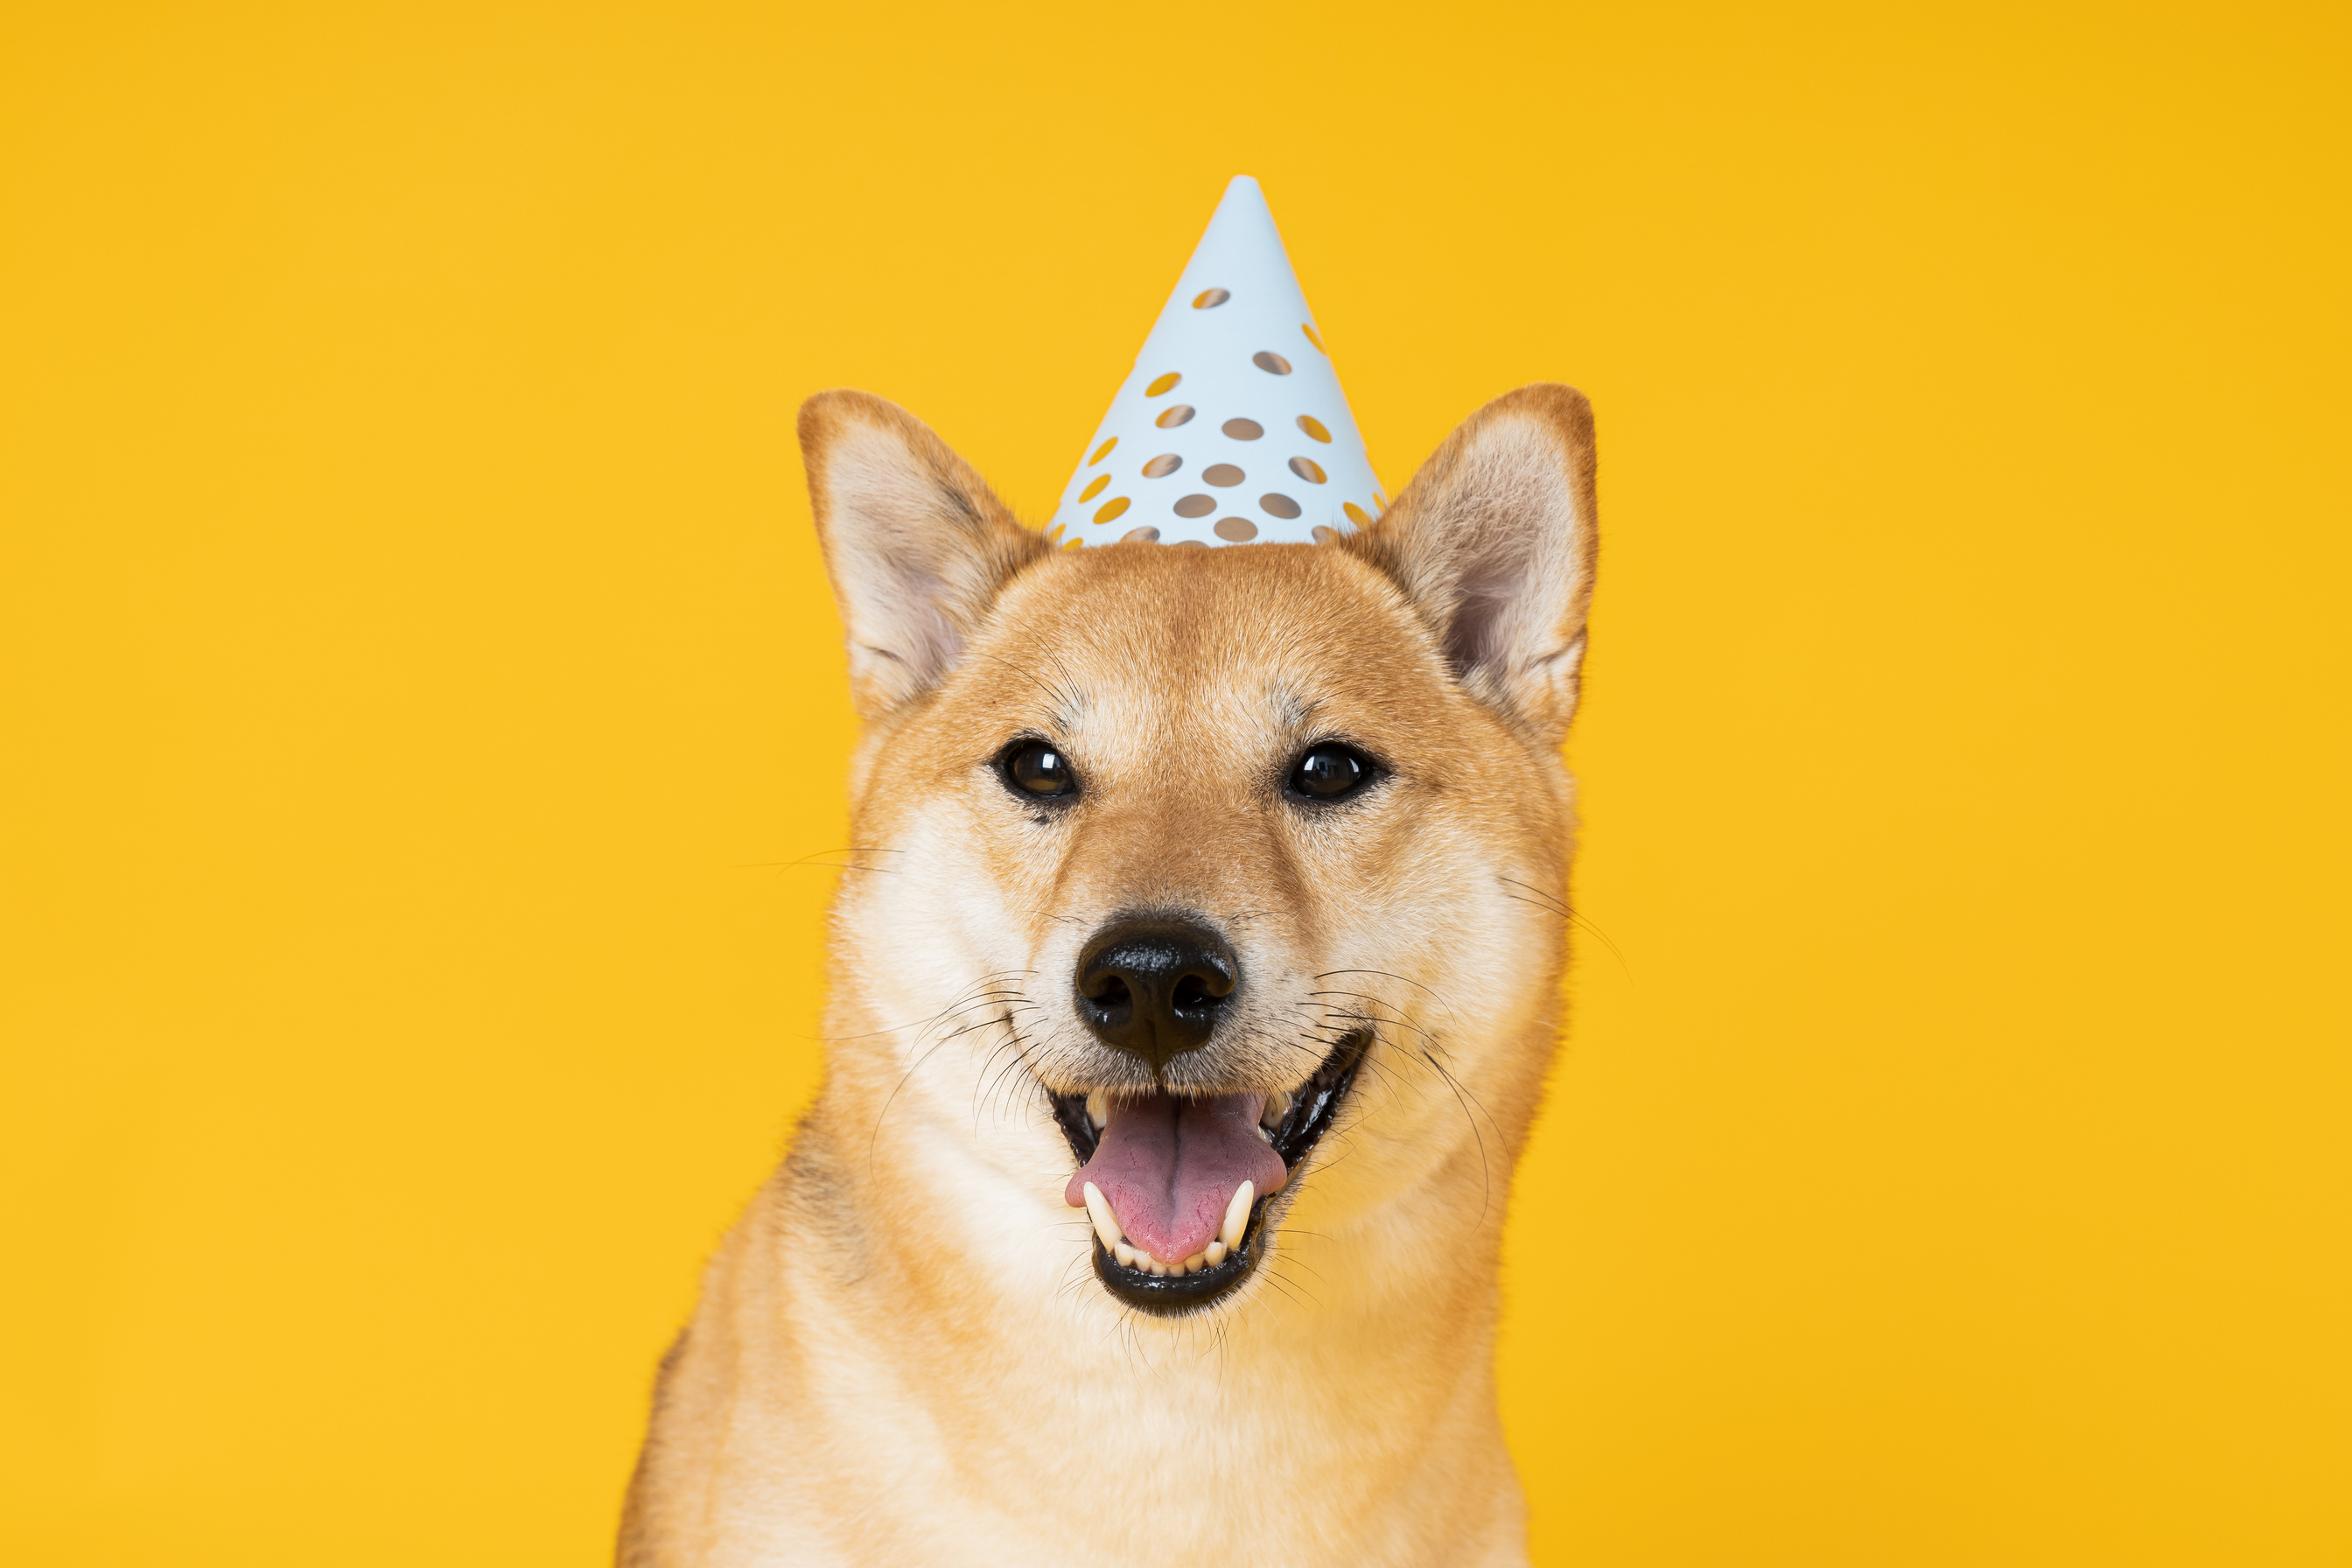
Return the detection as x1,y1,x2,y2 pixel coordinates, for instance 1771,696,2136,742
1074,918,1238,1069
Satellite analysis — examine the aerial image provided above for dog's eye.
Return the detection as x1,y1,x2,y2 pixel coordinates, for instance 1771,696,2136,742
999,739,1078,800
1288,743,1375,801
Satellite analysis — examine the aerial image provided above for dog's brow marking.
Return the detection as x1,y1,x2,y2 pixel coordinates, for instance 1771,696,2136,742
1033,640,1093,734
971,649,1084,727
1266,680,1323,732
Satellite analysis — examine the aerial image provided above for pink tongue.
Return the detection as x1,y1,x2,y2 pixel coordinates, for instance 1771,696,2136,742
1064,1092,1289,1264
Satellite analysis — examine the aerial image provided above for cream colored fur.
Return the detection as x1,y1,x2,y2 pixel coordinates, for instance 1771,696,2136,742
620,384,1597,1566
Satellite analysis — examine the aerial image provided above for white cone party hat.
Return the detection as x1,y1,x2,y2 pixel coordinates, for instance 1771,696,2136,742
1046,177,1384,548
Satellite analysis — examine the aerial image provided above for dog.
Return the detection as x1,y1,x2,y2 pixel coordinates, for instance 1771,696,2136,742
619,381,1596,1566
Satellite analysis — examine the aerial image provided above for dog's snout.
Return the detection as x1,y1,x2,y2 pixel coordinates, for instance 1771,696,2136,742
1074,918,1238,1069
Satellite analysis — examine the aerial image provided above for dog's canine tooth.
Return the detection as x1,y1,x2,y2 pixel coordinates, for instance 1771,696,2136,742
1204,1239,1228,1266
1085,1088,1108,1130
1221,1181,1253,1253
1081,1182,1123,1255
1260,1091,1292,1130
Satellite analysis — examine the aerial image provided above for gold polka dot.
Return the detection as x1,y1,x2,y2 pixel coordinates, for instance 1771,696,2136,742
1259,493,1301,520
1145,372,1181,396
1343,502,1371,528
1193,288,1230,308
1252,351,1292,374
1079,475,1110,502
1155,404,1195,428
1214,517,1259,542
1121,526,1162,544
1301,323,1326,354
1062,536,1084,550
1171,539,1208,548
1173,494,1215,517
1312,525,1341,545
1046,522,1066,542
1094,496,1130,524
1296,415,1332,443
1288,457,1326,484
1221,417,1264,440
1142,454,1182,478
1088,438,1117,466
1202,464,1244,487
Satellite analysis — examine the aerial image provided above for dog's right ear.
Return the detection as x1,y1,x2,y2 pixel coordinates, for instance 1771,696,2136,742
800,390,1052,719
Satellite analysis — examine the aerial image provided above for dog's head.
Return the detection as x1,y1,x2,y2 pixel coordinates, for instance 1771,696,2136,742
802,386,1594,1315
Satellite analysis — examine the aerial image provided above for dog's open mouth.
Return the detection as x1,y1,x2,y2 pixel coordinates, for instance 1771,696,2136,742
1051,1030,1369,1312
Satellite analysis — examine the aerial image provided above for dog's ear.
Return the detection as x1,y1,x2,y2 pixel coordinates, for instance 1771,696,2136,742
1344,383,1598,742
800,390,1052,719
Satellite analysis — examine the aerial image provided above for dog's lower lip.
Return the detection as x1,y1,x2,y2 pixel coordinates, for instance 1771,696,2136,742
1051,1030,1371,1313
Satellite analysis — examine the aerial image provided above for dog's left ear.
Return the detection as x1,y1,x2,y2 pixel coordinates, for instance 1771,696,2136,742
800,389,1052,720
1345,383,1598,742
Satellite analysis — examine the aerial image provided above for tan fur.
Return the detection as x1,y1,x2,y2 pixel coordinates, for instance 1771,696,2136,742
620,385,1597,1566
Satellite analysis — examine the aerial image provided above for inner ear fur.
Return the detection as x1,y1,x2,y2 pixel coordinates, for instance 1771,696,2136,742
1343,383,1598,741
800,389,1051,719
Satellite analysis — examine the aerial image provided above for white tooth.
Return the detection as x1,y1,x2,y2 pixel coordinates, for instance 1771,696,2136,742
1149,1256,1168,1277
1221,1181,1253,1253
1261,1092,1292,1130
1254,1122,1274,1144
1086,1088,1108,1130
1081,1182,1123,1255
1114,1242,1138,1268
1204,1239,1228,1266
1184,1252,1206,1273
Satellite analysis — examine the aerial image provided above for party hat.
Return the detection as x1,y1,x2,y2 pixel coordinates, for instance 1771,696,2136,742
1046,177,1384,548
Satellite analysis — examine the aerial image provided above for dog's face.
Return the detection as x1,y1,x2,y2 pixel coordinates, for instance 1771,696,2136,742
802,386,1594,1315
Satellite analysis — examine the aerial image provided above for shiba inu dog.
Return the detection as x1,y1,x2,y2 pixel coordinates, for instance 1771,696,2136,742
620,381,1596,1566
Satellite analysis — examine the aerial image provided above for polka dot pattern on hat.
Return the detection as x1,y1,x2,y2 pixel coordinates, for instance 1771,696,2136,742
1046,176,1384,547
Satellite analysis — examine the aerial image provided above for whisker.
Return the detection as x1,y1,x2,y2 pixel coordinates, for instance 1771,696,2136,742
1496,875,1569,918
1413,1045,1496,1215
1497,877,1634,983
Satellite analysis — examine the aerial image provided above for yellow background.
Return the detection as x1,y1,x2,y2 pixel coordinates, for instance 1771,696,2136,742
4,2,2346,1562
